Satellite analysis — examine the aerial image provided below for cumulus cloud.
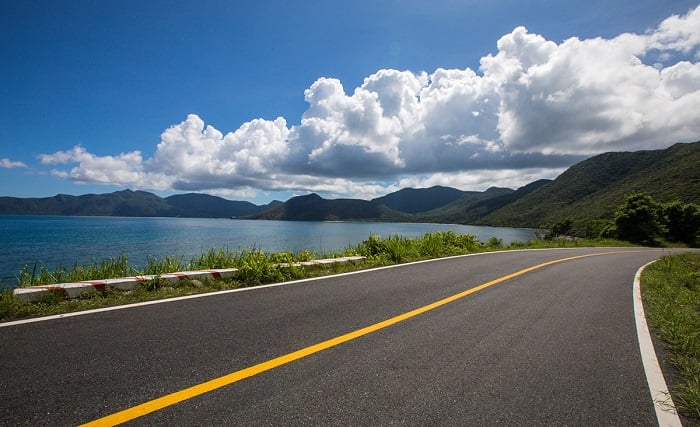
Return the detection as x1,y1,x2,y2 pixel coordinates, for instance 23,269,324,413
148,114,290,190
481,19,700,155
40,5,700,199
0,158,27,169
38,146,156,187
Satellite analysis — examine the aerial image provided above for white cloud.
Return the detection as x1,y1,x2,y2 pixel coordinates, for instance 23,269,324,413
39,145,156,187
292,76,407,177
480,22,700,155
40,5,700,200
649,5,700,54
0,158,27,169
147,114,290,190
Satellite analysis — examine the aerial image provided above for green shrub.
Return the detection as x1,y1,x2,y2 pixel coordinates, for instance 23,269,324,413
614,193,665,245
663,201,700,246
545,218,573,240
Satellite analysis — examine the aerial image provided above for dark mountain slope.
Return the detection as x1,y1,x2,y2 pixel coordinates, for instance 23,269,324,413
371,186,465,213
241,193,412,222
165,193,281,218
2,142,696,225
482,141,700,227
418,180,550,224
0,190,278,218
0,190,174,217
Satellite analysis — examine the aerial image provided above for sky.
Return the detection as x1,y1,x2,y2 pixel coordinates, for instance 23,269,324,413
2,0,700,204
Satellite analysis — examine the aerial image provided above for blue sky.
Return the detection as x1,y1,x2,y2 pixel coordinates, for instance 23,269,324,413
2,1,699,204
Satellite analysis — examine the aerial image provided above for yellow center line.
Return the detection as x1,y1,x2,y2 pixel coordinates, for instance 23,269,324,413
81,251,623,426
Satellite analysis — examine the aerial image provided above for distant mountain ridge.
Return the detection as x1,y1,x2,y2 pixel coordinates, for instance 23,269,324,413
417,180,552,224
244,141,700,226
2,141,698,226
164,193,282,218
0,190,281,218
371,186,465,213
241,193,413,222
241,186,521,222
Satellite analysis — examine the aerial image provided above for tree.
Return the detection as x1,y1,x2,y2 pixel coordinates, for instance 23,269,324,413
662,201,700,246
583,219,613,239
614,193,665,245
545,217,573,239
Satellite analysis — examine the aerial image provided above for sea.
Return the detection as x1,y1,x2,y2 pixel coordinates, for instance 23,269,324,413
0,215,536,288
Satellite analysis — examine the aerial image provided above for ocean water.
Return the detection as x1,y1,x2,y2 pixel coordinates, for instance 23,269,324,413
0,215,535,287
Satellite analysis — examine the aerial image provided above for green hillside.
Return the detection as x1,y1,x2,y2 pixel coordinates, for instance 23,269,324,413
371,186,465,213
0,190,276,218
417,181,550,224
2,142,697,227
241,193,413,222
482,141,700,228
165,193,281,218
0,190,174,217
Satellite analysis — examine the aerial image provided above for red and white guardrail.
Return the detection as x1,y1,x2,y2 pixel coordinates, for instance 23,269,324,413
12,256,366,302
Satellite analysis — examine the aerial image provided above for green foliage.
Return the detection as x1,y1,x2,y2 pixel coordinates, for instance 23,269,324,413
191,247,240,269
480,141,700,228
420,231,481,257
614,193,665,245
487,237,503,248
354,231,481,263
545,217,573,240
235,249,284,285
662,201,700,246
601,194,700,247
642,253,700,420
139,276,165,292
18,254,137,287
584,219,613,239
144,256,185,275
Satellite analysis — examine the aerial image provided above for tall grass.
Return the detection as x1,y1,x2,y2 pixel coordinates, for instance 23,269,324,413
17,254,138,287
641,253,700,421
12,247,324,288
1,232,635,321
7,233,631,289
353,231,481,263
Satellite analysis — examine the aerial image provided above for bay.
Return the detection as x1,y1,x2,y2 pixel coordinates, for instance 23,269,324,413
0,215,535,287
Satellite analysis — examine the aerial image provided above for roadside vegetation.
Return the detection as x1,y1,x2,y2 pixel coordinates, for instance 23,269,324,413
641,253,700,421
545,193,700,246
1,231,632,321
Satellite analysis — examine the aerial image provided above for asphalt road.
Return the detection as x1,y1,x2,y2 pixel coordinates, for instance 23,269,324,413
0,248,687,425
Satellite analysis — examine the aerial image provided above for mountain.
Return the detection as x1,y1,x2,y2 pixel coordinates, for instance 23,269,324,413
418,181,550,224
481,141,700,227
371,186,465,213
0,190,279,218
164,193,281,218
241,193,413,222
0,190,174,217
2,141,697,225
248,141,700,226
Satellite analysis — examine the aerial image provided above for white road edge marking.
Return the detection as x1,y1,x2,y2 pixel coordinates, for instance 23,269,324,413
0,247,584,328
634,261,682,427
0,247,641,329
1,251,497,328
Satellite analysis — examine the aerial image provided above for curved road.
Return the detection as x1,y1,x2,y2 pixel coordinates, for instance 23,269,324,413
0,248,690,425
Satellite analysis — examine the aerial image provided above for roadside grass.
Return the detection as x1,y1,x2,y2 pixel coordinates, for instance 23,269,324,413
641,253,700,421
1,232,634,321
